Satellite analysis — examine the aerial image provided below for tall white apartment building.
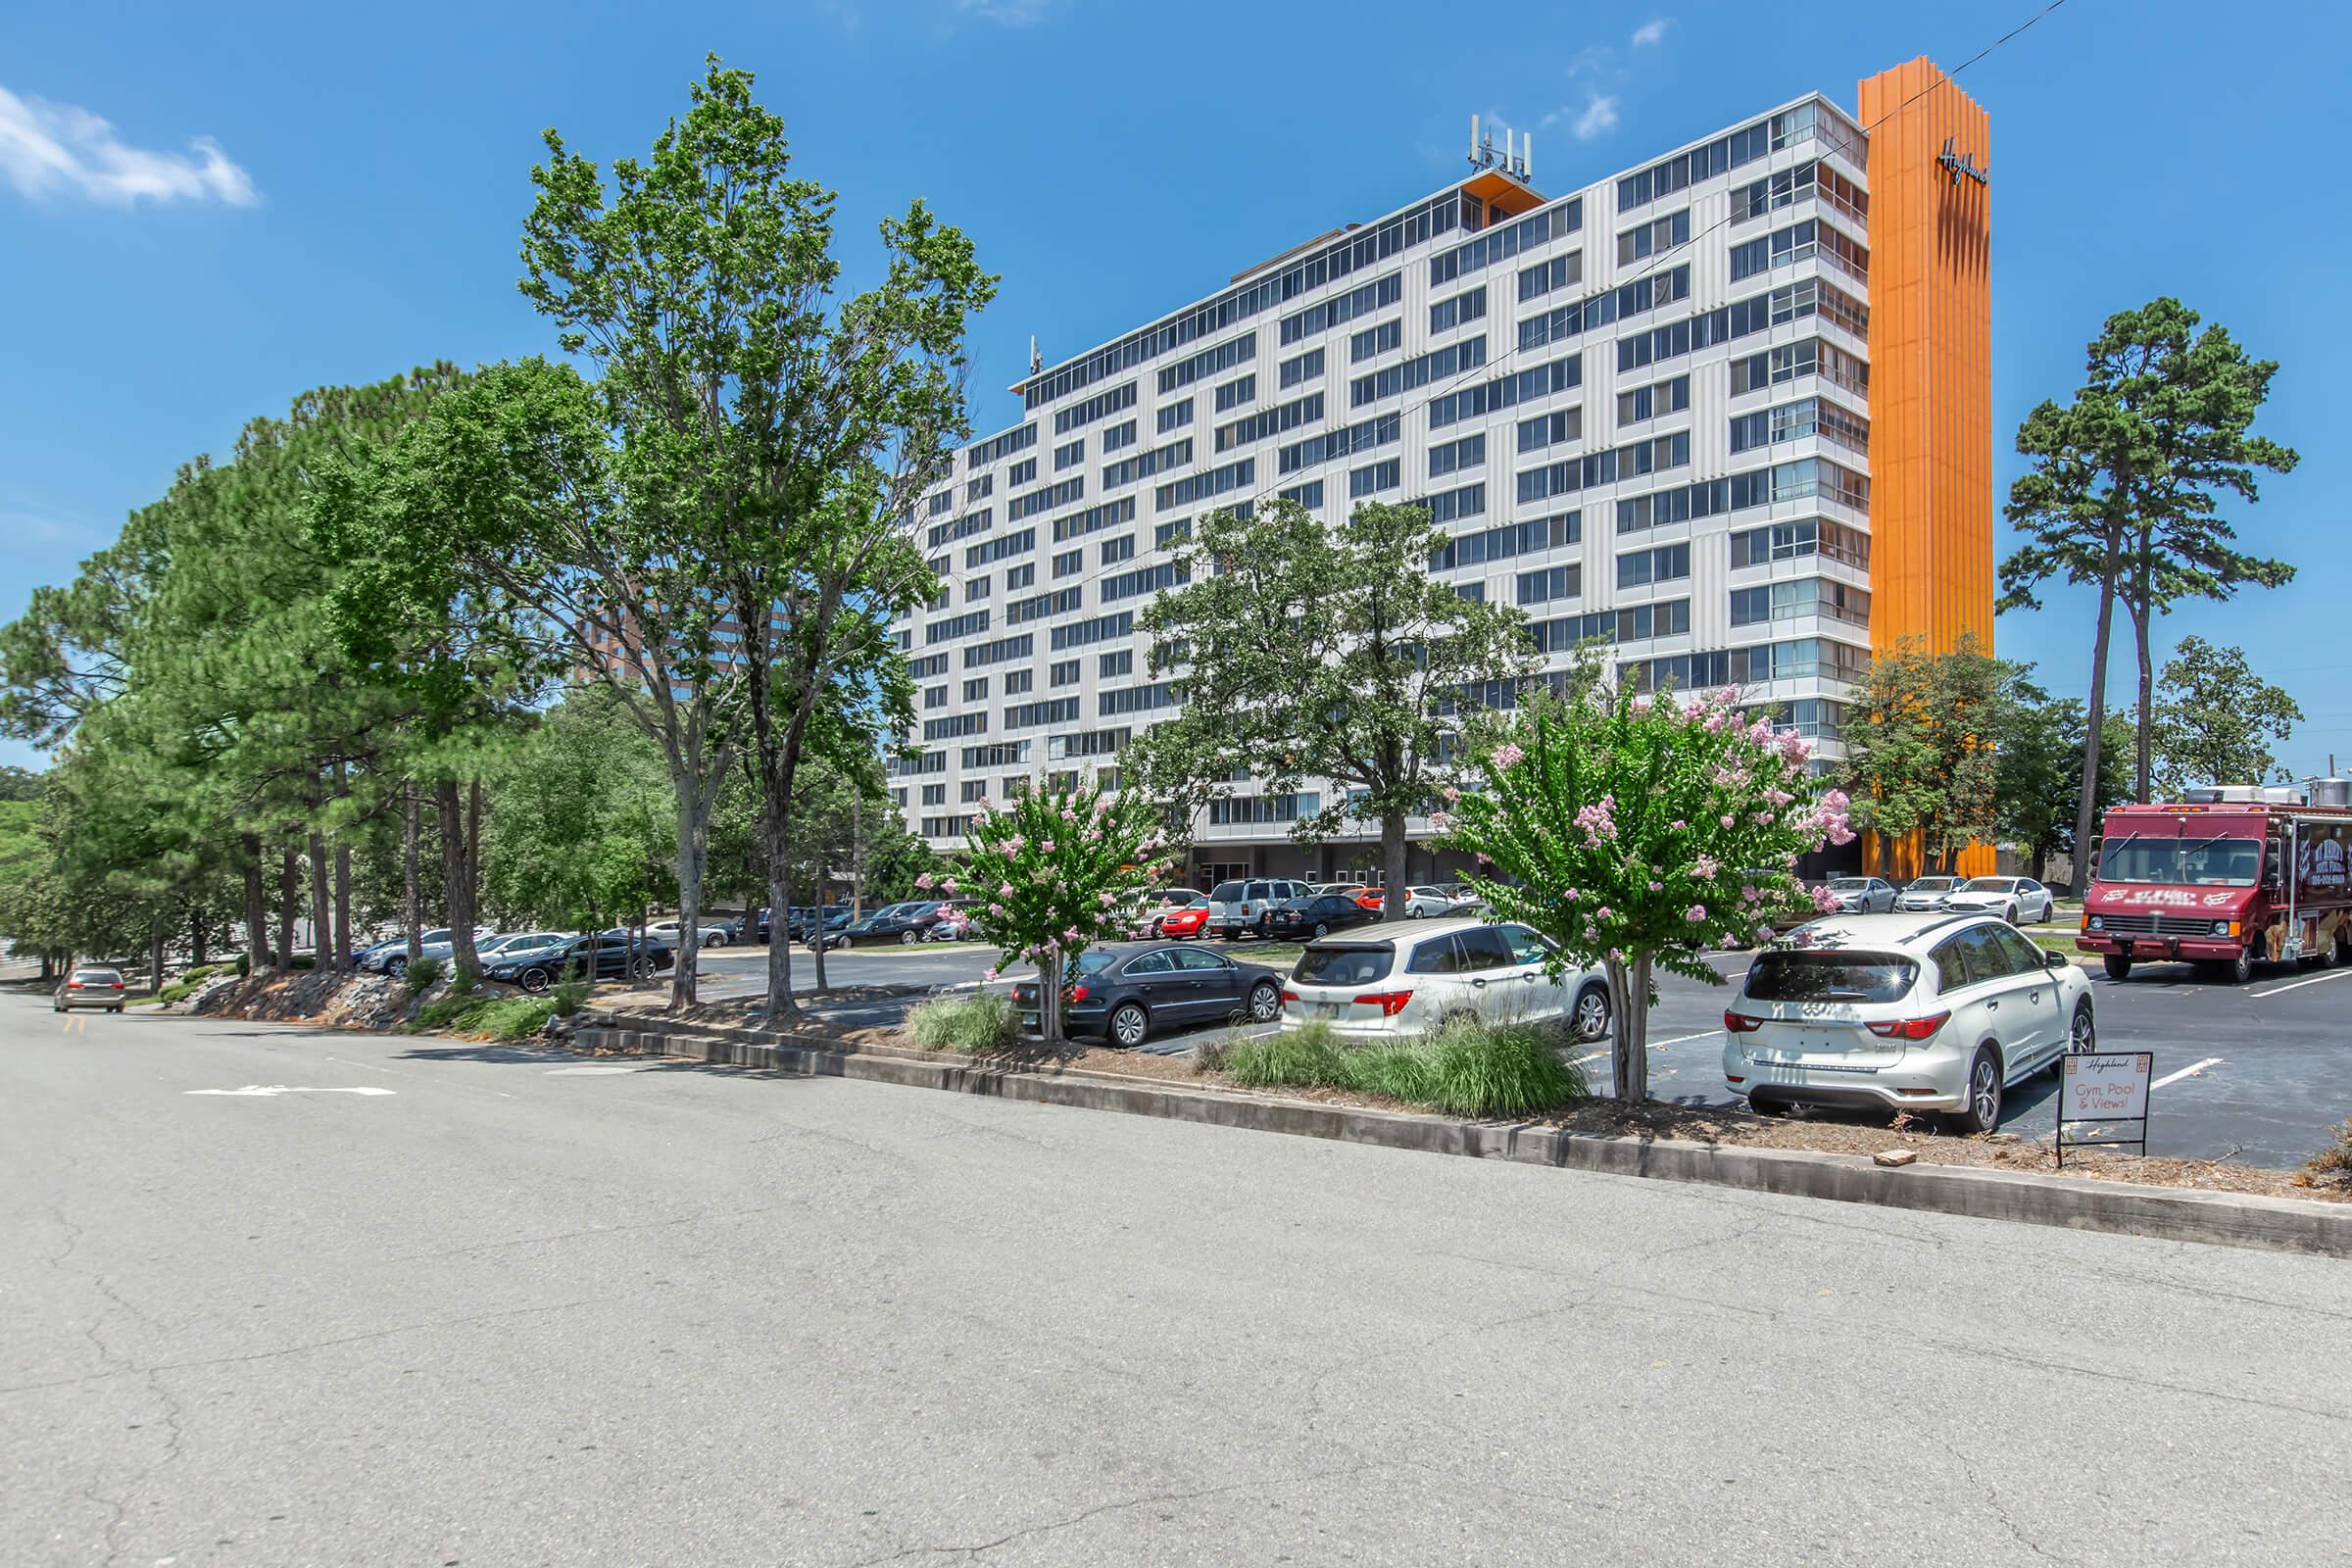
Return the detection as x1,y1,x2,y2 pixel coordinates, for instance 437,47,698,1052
889,58,1993,888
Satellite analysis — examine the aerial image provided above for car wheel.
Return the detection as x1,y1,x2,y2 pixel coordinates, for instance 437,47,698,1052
1108,1002,1149,1048
2068,1000,2095,1059
1953,1047,2003,1134
2102,955,2132,982
2003,905,2019,924
1571,983,1611,1043
385,956,408,979
627,956,655,981
1312,920,1331,939
901,929,919,946
519,968,550,995
2315,929,2341,970
2230,943,2257,985
1248,980,1280,1023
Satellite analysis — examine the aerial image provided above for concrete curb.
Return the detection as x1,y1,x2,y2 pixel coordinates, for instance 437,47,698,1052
573,1013,2352,1259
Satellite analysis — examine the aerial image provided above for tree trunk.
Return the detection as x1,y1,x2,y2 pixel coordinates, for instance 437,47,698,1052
761,794,796,1019
276,846,298,971
1039,950,1066,1049
307,826,330,972
1606,952,1652,1102
1380,808,1409,921
403,784,422,965
332,760,352,969
669,779,707,1010
240,832,269,973
808,855,829,991
435,781,478,979
191,905,209,968
2069,529,2125,899
149,916,166,996
2129,599,2155,804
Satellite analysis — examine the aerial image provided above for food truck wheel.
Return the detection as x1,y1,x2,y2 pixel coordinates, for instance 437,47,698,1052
2101,955,2132,982
2229,944,2257,985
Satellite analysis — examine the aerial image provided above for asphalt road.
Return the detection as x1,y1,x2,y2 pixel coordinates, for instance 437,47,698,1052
699,934,2352,1167
6,998,2351,1566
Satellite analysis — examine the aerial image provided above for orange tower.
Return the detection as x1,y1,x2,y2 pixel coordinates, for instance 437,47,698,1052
1858,59,1996,877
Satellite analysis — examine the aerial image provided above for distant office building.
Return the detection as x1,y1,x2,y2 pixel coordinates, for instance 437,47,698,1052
889,58,1991,887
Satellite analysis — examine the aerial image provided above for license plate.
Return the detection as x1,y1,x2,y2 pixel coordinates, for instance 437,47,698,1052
1020,1011,1040,1030
1314,1002,1343,1019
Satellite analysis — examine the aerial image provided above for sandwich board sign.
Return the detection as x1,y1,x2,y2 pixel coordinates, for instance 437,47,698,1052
2056,1052,2153,1165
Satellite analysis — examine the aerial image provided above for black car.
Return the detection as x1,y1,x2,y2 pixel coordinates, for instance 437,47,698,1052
829,902,944,949
487,935,674,994
1263,892,1384,941
789,906,854,943
1010,942,1285,1047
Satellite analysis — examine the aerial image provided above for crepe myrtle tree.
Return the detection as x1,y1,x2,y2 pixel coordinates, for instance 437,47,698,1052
945,777,1172,1048
1437,683,1853,1102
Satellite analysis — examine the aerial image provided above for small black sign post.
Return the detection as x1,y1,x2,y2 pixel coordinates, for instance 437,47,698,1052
2056,1051,2154,1167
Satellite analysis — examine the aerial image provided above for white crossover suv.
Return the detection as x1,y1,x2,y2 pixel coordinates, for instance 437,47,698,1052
1722,912,2095,1132
1280,916,1614,1042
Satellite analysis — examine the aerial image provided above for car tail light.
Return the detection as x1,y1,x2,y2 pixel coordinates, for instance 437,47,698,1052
110,981,122,990
1280,989,1299,1004
1866,1011,1950,1042
1353,990,1413,1017
1723,1009,1763,1033
1066,984,1091,1004
67,980,83,990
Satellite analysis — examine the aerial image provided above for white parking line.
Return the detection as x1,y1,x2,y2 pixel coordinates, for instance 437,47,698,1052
2251,969,2352,1000
1647,1031,1718,1048
2149,1056,2225,1091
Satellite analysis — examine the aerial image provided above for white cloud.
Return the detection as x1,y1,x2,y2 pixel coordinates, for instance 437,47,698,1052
0,85,258,207
1631,17,1673,47
950,0,1056,23
1572,94,1620,141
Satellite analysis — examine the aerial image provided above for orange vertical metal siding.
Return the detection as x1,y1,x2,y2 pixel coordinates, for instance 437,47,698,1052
1857,60,1996,879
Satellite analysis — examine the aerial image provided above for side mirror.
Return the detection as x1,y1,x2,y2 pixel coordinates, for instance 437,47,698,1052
2044,949,2068,970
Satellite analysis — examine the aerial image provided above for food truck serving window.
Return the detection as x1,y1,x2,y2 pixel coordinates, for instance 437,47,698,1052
2098,833,2260,887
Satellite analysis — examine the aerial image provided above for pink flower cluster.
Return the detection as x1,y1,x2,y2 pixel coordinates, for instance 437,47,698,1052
1573,793,1618,847
1491,742,1526,770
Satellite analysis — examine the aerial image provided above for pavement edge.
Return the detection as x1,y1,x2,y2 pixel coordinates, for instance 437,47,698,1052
573,1014,2352,1259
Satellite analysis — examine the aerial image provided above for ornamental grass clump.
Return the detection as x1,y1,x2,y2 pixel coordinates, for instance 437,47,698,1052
906,993,1018,1054
1437,683,1853,1102
1217,1016,1585,1119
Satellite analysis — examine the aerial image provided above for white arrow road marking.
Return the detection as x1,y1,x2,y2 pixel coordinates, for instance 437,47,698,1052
183,1085,396,1097
544,1065,645,1076
2149,1056,2226,1091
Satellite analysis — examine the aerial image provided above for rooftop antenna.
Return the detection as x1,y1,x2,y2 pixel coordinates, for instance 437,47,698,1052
1028,335,1043,375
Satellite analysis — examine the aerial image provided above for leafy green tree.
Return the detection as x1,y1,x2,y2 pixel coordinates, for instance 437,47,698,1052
1131,497,1538,913
956,779,1171,1048
1992,680,2132,885
1439,685,1852,1102
480,687,675,933
519,56,995,1018
0,765,46,803
1838,634,2008,876
2151,636,2304,796
2000,299,2298,886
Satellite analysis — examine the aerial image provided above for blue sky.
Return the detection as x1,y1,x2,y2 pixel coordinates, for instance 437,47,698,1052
3,0,2346,778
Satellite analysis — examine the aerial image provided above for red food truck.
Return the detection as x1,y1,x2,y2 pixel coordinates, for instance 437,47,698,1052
2078,784,2352,982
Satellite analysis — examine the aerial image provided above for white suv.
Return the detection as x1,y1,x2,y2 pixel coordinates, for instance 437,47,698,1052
1280,916,1613,1041
1722,912,2095,1132
1205,878,1311,940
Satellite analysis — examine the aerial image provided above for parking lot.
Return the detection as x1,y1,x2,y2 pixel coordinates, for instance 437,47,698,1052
680,927,2352,1169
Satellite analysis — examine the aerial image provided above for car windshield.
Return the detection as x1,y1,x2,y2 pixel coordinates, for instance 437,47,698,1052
1294,944,1394,987
1209,882,1244,903
1909,878,1955,892
2098,834,2261,888
73,970,119,982
1960,878,2014,893
1071,951,1119,976
1827,879,1872,892
1745,952,1918,1003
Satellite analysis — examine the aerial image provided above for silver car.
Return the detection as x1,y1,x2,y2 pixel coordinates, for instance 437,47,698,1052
1894,875,1960,912
1941,876,2057,924
54,966,127,1011
1823,876,1897,914
1204,878,1312,940
1281,917,1614,1042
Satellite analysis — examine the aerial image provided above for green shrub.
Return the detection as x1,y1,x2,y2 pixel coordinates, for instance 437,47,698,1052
906,993,1018,1054
402,956,444,994
182,964,219,984
2307,1119,2352,1190
1216,1016,1585,1119
410,992,554,1039
549,978,591,1017
446,962,478,996
157,980,198,1005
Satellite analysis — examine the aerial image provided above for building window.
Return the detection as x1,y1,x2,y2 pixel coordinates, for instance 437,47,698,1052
1101,419,1137,453
963,676,990,703
1516,564,1582,606
1051,659,1080,687
1616,374,1690,426
1616,210,1690,267
921,783,946,807
1004,667,1034,695
1429,285,1488,334
1054,548,1082,578
1054,439,1085,470
1617,542,1691,590
1100,533,1135,566
1349,459,1400,498
1278,347,1324,389
1100,650,1132,678
1349,319,1402,363
1428,433,1486,478
922,685,946,709
1005,562,1035,591
965,574,991,601
1007,457,1037,486
1156,398,1193,432
1213,374,1256,413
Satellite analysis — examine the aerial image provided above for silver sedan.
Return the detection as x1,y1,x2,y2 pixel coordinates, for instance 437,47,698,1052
1822,877,1897,914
